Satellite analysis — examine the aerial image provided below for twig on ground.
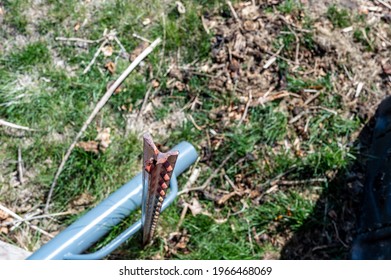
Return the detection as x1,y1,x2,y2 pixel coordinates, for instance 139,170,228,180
310,106,338,115
157,12,166,77
45,38,162,212
289,110,308,124
355,82,364,98
304,92,321,105
176,204,189,232
231,199,249,216
376,0,391,10
295,41,300,65
277,178,327,186
263,45,284,69
0,204,53,238
0,119,35,131
178,152,235,195
0,211,71,227
342,26,353,33
304,116,312,133
132,33,152,43
332,220,349,248
83,38,109,74
188,114,204,131
113,35,128,54
245,218,255,256
224,174,238,191
136,85,153,122
237,91,252,126
55,37,103,44
256,91,297,106
201,16,210,34
17,146,24,185
183,167,201,191
259,165,297,190
264,50,295,64
226,0,241,23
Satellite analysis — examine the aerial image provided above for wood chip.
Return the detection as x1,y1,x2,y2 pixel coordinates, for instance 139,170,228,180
105,61,116,74
176,1,186,14
102,45,114,57
76,141,99,154
217,191,238,205
342,26,353,33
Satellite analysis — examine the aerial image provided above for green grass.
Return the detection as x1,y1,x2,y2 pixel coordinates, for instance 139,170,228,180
1,0,28,34
277,0,302,14
0,0,369,260
353,27,374,51
6,42,50,70
326,5,351,28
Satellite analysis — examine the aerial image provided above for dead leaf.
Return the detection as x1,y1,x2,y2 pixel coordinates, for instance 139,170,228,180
76,141,99,154
200,209,230,224
167,230,191,256
214,217,229,224
105,61,115,74
175,235,189,249
96,127,111,151
0,211,13,235
382,63,391,75
142,18,151,26
188,198,202,216
151,79,160,88
174,81,186,91
229,58,240,73
243,20,258,31
71,192,94,206
169,67,183,81
217,191,238,205
0,209,9,220
102,45,113,57
176,1,186,14
74,22,80,31
130,42,149,62
0,227,8,234
240,5,258,19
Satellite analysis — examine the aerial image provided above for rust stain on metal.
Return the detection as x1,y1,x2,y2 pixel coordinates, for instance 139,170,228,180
142,133,179,245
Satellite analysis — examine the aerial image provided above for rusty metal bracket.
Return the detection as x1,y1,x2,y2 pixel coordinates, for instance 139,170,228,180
142,133,179,245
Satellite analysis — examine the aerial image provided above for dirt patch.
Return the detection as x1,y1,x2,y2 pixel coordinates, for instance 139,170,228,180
125,101,187,137
201,0,389,118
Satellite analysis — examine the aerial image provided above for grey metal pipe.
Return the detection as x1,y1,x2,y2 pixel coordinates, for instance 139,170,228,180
27,141,198,260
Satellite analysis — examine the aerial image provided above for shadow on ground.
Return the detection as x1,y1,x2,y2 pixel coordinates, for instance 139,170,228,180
280,108,377,259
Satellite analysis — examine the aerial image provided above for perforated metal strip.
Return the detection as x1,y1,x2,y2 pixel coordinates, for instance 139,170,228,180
142,133,179,245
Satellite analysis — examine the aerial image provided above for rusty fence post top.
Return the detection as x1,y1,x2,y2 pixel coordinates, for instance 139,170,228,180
142,133,179,245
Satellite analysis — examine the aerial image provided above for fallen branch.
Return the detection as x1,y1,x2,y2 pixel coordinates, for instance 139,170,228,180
45,38,162,212
0,204,53,238
178,152,234,195
0,119,35,131
263,45,284,69
237,91,252,126
176,204,189,232
17,146,24,185
55,37,103,44
83,38,109,74
136,85,153,122
0,211,71,227
226,0,241,23
376,0,391,10
132,33,152,43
